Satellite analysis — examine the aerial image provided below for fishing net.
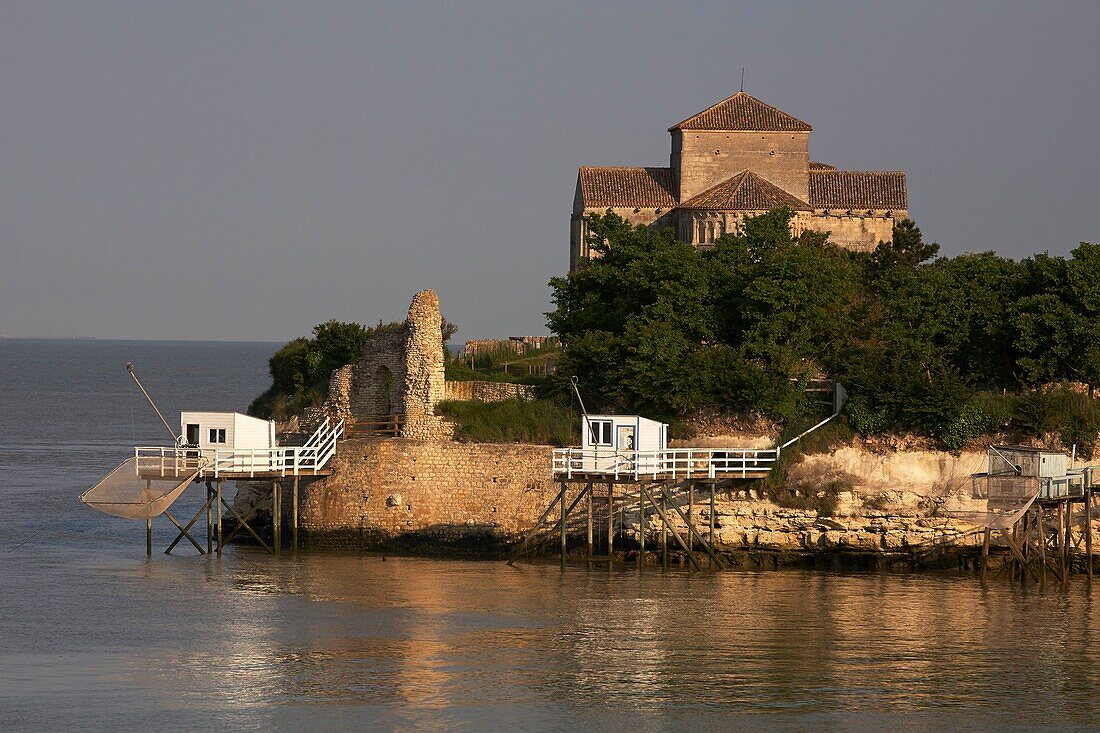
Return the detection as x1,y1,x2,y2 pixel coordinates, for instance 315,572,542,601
950,473,1041,530
80,456,204,520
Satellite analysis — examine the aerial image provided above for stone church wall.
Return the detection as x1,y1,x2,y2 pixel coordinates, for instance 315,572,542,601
799,213,901,252
675,130,810,201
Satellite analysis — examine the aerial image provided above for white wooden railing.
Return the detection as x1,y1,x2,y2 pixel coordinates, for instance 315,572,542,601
134,418,345,478
551,447,779,481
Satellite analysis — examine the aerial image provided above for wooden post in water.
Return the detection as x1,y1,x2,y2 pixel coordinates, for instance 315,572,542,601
980,528,990,583
638,486,645,567
272,480,281,556
216,479,223,556
607,482,614,569
710,484,716,570
206,483,213,555
687,482,694,555
1058,501,1065,577
661,491,668,570
560,481,567,571
292,475,300,552
1037,505,1047,589
586,482,593,566
145,479,153,556
1087,488,1094,581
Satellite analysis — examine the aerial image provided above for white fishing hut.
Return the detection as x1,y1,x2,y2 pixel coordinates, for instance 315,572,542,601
580,414,667,472
181,411,276,452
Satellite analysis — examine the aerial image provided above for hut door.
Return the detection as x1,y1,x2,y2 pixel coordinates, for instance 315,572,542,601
617,426,635,452
617,426,636,473
185,423,200,445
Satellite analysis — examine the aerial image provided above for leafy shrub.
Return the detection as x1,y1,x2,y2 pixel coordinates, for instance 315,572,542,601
937,392,1016,451
435,398,578,446
443,361,547,385
844,394,889,435
250,320,403,419
1014,387,1100,457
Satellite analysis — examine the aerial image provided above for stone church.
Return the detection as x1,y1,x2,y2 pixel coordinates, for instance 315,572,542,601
570,90,908,269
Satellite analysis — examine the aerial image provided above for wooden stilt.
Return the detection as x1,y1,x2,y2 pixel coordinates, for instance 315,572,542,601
215,479,223,556
292,475,300,552
586,482,593,565
1020,515,1029,586
638,486,645,567
607,482,614,569
560,481,567,571
206,482,213,555
1009,520,1018,585
981,528,990,583
145,479,152,556
272,480,281,556
166,496,213,555
687,482,694,555
163,509,206,554
1038,506,1047,589
507,482,566,566
710,484,716,570
656,484,726,569
219,493,273,554
661,491,668,570
639,485,702,571
1000,527,1039,584
1087,488,1094,581
1058,502,1065,578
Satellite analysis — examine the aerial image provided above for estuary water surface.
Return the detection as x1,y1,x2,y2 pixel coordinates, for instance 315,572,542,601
2,339,1100,732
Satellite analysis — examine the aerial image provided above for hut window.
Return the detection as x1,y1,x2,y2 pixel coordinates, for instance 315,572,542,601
209,428,227,444
589,420,612,446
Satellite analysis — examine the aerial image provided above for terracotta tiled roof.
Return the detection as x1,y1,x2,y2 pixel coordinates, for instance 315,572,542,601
809,161,836,170
808,170,908,210
670,91,812,132
578,166,677,208
678,170,811,212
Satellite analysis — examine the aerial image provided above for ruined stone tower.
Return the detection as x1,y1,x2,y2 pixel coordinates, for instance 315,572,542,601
321,289,453,440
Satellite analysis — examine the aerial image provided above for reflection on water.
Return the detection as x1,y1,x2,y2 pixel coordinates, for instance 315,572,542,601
7,548,1100,731
3,341,1100,731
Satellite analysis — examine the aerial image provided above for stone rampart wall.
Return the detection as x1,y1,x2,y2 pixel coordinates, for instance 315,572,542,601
444,380,534,402
298,438,1008,558
301,437,567,552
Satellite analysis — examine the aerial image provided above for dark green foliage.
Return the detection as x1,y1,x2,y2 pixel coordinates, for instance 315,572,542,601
435,399,578,446
1014,388,1100,457
443,361,547,386
250,320,402,419
549,208,855,420
550,209,1100,450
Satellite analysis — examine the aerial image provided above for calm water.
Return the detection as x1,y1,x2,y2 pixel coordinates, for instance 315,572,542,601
2,340,1100,732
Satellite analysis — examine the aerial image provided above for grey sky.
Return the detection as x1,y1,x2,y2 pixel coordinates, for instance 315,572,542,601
1,1,1097,342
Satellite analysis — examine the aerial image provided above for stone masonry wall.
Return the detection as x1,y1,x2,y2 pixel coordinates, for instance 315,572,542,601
799,212,902,253
348,330,408,417
297,437,1042,561
321,289,452,441
300,437,567,552
444,380,534,402
401,290,450,440
675,130,810,202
